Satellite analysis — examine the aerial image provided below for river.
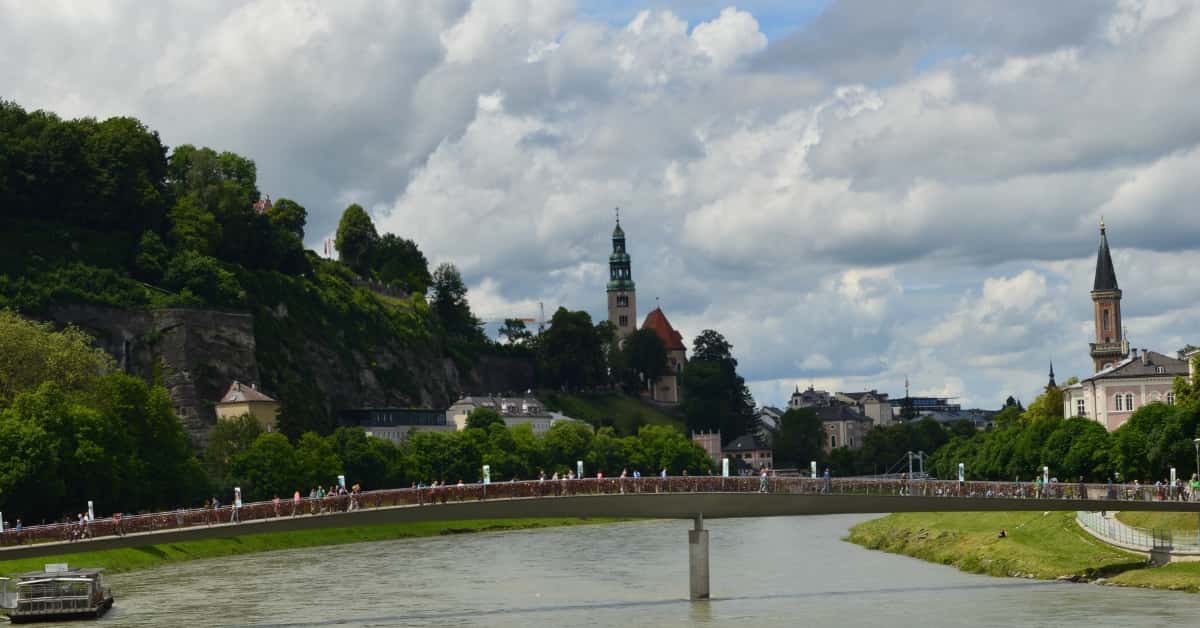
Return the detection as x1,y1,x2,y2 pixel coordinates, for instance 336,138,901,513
70,515,1200,627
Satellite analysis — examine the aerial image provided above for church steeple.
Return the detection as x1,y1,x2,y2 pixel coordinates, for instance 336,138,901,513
1089,218,1125,372
1093,217,1119,291
606,208,637,338
1047,361,1057,389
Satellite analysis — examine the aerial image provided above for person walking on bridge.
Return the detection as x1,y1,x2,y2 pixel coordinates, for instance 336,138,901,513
759,467,769,493
822,468,832,494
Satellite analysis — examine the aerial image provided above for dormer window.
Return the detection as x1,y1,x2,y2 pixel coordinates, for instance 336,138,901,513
1155,366,1166,374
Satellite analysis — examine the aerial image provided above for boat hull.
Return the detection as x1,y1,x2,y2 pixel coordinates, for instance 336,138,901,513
7,595,113,623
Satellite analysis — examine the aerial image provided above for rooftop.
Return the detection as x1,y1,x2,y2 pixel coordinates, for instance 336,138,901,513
641,307,687,351
812,404,872,423
1084,350,1188,381
218,380,276,404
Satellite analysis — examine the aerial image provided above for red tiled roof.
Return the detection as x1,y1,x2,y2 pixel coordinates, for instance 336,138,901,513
219,380,277,404
641,308,686,351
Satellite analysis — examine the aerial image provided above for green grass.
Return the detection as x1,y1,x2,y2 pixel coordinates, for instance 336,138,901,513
0,518,617,577
541,391,684,435
1115,512,1200,534
847,511,1145,580
1107,562,1200,591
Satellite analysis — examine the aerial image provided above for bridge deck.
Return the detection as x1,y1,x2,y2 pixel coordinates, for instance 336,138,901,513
3,477,1198,561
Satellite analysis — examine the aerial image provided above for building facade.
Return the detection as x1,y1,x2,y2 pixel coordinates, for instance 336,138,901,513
340,408,454,444
641,308,687,404
834,390,893,427
722,434,774,472
1062,222,1195,431
813,404,872,452
215,380,280,432
448,395,580,434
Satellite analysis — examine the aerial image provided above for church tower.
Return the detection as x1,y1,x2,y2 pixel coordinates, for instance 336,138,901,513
607,212,637,338
1089,218,1126,372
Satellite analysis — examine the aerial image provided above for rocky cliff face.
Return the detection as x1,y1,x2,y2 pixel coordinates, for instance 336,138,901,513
44,304,536,451
46,305,259,450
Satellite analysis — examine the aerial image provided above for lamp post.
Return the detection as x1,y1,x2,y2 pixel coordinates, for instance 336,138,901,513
907,451,913,477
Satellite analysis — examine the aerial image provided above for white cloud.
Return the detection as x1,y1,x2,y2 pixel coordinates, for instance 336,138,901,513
691,7,768,69
4,0,1199,410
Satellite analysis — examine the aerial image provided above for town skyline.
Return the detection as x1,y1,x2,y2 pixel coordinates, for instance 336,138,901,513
6,1,1197,408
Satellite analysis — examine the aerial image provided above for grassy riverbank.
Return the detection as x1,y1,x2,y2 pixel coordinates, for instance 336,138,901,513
0,518,618,577
1115,511,1200,533
849,512,1200,592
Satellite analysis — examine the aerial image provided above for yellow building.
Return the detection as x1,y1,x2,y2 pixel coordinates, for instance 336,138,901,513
215,380,280,432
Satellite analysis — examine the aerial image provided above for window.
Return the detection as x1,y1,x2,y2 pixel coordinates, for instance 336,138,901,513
830,435,837,448
1103,310,1110,330
1125,393,1135,411
616,295,629,307
1156,366,1166,374
618,315,628,327
1076,399,1086,416
1167,393,1176,406
1113,394,1122,412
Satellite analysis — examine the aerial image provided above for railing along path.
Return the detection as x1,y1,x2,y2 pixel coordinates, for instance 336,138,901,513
2,477,1196,549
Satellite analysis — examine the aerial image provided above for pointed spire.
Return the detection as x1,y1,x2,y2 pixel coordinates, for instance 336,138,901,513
1093,218,1118,291
612,207,625,238
1047,361,1057,388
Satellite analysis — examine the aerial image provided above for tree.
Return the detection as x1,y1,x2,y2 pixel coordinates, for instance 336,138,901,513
624,328,668,382
0,310,114,407
335,204,379,275
692,329,734,363
499,319,533,346
373,234,431,293
134,231,169,282
231,432,299,500
771,408,824,468
539,308,606,390
430,263,484,342
466,407,507,431
329,427,394,490
680,329,755,439
205,415,265,489
268,198,307,240
294,431,343,491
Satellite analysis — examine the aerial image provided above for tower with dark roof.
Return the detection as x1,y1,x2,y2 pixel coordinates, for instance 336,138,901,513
1089,218,1126,372
1047,361,1057,389
607,210,638,338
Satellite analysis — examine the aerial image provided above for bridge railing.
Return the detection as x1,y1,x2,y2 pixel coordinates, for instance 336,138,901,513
1,477,1195,550
1076,510,1200,551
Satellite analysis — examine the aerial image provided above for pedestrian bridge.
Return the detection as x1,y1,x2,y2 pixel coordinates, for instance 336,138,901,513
3,477,1198,599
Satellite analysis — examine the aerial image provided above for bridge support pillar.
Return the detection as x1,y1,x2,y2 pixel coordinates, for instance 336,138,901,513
689,514,709,601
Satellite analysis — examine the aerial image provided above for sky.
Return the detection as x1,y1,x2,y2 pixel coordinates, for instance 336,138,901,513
3,0,1198,409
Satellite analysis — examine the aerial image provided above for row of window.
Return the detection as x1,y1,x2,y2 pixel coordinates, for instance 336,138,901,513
1075,392,1176,417
829,435,855,448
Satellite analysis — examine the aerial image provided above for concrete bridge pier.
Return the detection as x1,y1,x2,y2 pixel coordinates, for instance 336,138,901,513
689,513,710,601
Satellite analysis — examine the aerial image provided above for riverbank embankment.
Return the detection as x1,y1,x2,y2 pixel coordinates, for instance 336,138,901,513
848,512,1200,592
0,518,618,577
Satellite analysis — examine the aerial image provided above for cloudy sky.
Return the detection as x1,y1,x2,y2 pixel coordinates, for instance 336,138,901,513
5,0,1199,408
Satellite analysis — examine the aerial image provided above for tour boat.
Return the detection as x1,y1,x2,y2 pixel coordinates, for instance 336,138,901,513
0,566,114,623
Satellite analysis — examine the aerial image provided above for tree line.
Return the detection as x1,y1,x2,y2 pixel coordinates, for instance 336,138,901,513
928,377,1200,482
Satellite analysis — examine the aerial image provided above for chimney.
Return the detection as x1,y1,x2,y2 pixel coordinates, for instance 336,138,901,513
251,382,257,390
235,381,242,392
1141,349,1149,365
